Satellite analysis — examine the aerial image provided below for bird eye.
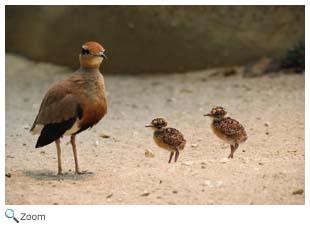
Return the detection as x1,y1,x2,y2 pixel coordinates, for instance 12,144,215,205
81,48,90,55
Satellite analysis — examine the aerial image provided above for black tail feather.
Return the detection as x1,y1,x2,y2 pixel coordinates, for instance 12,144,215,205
35,117,76,148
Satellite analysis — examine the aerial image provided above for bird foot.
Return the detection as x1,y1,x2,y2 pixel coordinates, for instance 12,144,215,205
76,170,93,175
227,154,234,159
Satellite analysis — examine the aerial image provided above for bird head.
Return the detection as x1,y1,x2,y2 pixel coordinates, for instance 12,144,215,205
79,41,107,69
204,106,227,119
145,118,168,129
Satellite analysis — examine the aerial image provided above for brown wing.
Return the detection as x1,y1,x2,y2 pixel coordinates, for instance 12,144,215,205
218,117,246,138
31,83,80,130
30,80,83,148
162,128,186,149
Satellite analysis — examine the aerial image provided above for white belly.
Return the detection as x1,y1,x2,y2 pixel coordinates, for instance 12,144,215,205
64,120,80,135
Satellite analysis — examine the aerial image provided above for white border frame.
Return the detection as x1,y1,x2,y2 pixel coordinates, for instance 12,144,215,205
1,1,308,228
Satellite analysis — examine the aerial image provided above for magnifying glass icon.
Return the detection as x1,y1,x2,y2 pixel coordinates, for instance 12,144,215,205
5,209,19,223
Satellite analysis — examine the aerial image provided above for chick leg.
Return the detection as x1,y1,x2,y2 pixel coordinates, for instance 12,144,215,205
228,143,238,159
228,145,234,158
175,148,180,163
168,151,174,163
55,139,63,175
234,143,239,152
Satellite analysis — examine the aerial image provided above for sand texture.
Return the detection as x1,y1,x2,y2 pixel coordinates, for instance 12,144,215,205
5,54,304,205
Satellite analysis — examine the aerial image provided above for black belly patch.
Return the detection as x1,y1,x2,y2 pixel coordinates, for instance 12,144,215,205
35,117,76,148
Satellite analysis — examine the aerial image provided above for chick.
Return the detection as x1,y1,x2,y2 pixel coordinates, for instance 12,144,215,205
204,107,247,158
146,118,186,163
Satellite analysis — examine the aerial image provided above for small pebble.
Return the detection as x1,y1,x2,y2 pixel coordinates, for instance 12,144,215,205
100,133,111,139
106,193,113,199
166,97,176,103
258,162,264,165
264,122,270,127
242,149,246,153
5,173,11,178
191,144,198,148
265,132,269,135
181,161,194,166
140,192,150,197
292,189,304,195
144,149,155,158
172,190,178,194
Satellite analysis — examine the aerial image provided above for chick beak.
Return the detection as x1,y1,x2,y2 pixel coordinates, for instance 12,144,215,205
98,51,108,60
145,124,154,128
204,113,212,117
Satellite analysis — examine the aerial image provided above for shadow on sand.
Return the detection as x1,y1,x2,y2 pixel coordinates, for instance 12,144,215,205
24,170,95,181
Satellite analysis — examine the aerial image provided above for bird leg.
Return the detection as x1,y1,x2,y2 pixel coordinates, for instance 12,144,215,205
235,143,239,152
70,135,81,174
228,145,234,158
55,139,63,175
175,148,180,163
168,151,174,163
228,143,239,159
70,135,93,175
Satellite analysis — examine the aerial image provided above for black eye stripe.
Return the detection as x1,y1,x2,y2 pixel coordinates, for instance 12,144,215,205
81,48,90,55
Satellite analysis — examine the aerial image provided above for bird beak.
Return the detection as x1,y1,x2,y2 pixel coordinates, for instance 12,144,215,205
98,51,108,60
145,124,154,128
204,113,212,117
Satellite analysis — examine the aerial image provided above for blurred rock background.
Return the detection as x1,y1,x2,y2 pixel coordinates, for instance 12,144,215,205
5,5,304,74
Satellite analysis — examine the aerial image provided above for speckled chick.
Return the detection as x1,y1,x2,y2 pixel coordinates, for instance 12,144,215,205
146,118,186,163
204,107,247,158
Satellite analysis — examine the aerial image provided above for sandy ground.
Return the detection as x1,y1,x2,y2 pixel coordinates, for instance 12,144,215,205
5,54,304,205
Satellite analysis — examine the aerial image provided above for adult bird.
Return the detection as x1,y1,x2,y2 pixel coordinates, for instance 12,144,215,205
30,41,108,175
